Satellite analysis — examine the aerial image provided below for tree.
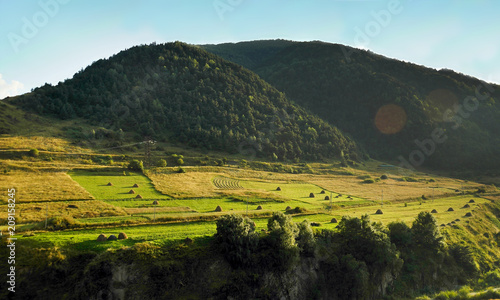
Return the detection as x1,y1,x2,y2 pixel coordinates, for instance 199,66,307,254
29,148,39,157
263,212,300,269
215,214,258,266
176,158,184,165
127,160,144,172
296,220,315,256
411,212,445,254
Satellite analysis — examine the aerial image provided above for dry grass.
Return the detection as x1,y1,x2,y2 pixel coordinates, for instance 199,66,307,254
147,166,482,202
0,170,94,203
123,206,194,214
0,135,87,152
0,200,126,223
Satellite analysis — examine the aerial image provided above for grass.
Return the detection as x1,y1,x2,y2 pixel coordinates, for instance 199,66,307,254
0,170,94,203
69,169,170,200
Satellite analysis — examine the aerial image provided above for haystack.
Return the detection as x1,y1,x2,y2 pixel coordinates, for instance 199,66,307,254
320,190,326,194
462,204,470,208
440,224,445,227
133,183,139,188
431,209,438,213
285,206,292,211
107,235,117,241
97,234,107,242
135,194,143,199
67,204,78,209
215,205,222,212
324,196,330,200
338,194,343,197
465,212,472,217
447,207,454,212
335,195,340,198
455,219,460,222
276,187,281,191
309,193,315,198
469,199,475,203
184,237,193,244
331,218,338,223
152,200,159,205
256,205,263,210
107,182,113,186
375,209,383,215
128,189,135,194
118,232,128,240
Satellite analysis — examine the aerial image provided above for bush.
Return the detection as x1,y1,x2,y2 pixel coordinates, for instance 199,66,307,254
363,179,375,184
127,160,144,172
176,158,184,165
380,174,388,180
177,167,185,173
157,159,167,167
35,216,80,230
29,148,39,157
215,214,258,266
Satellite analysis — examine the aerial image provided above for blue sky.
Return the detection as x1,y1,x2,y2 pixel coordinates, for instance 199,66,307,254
1,0,499,99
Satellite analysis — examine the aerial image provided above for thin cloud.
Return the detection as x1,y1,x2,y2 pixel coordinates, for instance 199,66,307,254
0,74,24,99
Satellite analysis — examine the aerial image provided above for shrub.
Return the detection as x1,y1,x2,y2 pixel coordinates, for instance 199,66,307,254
29,148,39,157
157,159,167,167
380,174,388,180
176,158,184,165
35,216,80,230
127,160,144,172
215,214,258,266
177,167,185,173
363,179,375,184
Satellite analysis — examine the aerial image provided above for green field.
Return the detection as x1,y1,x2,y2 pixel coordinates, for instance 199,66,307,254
69,170,170,200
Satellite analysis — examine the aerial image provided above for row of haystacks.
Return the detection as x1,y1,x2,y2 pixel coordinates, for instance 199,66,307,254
97,232,128,241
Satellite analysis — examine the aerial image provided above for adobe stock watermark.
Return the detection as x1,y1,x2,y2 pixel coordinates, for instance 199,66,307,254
6,188,17,293
8,0,71,53
213,0,244,21
341,0,404,62
397,82,495,175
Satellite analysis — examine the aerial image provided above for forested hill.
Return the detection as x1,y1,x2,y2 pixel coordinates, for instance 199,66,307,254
8,42,359,161
202,40,500,171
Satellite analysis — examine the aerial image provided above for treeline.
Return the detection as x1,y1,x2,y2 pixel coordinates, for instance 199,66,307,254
10,42,359,162
214,212,491,299
204,40,500,171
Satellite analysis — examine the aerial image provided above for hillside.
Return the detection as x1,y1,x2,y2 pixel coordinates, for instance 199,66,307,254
202,40,500,171
6,42,359,162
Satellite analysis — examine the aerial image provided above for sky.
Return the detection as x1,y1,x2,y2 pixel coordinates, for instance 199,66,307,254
1,0,499,99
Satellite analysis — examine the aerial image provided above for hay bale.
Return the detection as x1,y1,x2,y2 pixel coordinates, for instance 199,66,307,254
107,235,117,241
276,187,281,191
256,205,263,210
469,199,475,203
133,183,139,188
335,195,340,198
152,200,159,205
375,209,383,215
309,192,315,198
447,207,454,212
465,212,472,217
331,218,338,223
462,204,470,208
128,189,135,194
324,196,330,200
455,219,460,222
97,234,107,242
184,237,193,244
320,190,326,194
440,224,445,227
215,205,222,212
347,196,352,199
285,206,292,211
431,209,438,213
67,204,78,209
107,182,113,186
135,194,143,199
118,232,128,240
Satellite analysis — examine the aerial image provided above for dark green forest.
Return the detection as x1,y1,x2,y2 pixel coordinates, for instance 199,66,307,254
8,42,359,162
202,40,500,170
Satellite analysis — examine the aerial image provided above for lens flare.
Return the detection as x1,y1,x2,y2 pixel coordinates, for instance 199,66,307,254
374,104,407,134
